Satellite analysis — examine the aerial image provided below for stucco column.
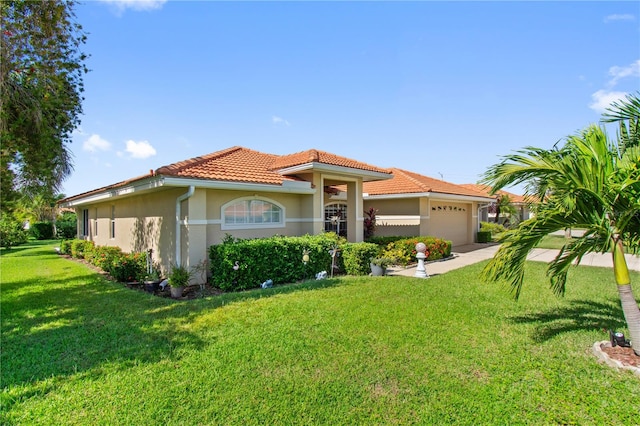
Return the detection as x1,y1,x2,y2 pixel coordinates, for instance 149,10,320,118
346,180,364,242
418,197,430,236
310,173,324,235
185,188,208,283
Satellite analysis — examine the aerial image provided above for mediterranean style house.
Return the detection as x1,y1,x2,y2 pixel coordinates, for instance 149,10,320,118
60,146,494,272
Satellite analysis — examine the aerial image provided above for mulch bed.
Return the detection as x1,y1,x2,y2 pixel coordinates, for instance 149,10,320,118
601,344,640,368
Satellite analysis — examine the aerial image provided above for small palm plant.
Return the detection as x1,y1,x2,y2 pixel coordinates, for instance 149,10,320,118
480,92,640,355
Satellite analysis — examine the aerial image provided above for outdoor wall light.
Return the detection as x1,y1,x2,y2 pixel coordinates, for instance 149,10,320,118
609,329,631,348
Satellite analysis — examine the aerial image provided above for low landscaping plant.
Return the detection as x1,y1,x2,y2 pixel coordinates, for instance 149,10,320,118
70,239,94,259
381,236,451,266
341,241,381,275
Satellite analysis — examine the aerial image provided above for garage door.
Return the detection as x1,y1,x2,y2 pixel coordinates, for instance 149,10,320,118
429,202,469,246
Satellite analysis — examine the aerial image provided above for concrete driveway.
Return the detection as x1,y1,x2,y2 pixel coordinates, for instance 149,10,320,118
387,243,640,277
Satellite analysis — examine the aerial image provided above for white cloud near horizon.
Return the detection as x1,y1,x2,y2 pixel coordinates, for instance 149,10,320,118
83,134,112,152
125,140,157,159
272,115,291,127
99,0,167,13
604,14,636,23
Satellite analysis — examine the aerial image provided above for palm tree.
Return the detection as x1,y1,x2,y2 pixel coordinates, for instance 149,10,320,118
480,116,640,354
493,193,517,225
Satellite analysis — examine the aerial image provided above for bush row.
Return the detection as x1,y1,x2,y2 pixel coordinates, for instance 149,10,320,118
60,239,149,283
209,233,452,291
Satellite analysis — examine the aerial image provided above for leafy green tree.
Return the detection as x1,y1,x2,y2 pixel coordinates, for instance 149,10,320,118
0,0,88,210
480,115,640,353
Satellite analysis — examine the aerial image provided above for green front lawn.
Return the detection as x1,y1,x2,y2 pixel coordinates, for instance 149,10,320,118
2,241,639,425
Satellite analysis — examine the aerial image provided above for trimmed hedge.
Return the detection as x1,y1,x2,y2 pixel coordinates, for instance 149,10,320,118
209,233,345,291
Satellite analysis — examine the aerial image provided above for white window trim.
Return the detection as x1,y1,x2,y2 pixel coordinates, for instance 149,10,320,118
221,196,286,230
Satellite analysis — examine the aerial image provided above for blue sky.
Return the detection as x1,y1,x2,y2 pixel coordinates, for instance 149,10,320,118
65,0,640,197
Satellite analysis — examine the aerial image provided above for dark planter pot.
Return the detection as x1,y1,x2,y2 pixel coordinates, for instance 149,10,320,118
144,280,161,293
170,286,185,299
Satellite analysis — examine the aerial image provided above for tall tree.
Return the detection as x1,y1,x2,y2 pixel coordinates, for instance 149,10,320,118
0,0,88,211
480,118,640,354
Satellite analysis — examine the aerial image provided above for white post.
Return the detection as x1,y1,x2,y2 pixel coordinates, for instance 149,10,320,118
414,242,429,278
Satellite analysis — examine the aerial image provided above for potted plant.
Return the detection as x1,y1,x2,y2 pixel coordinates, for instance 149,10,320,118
370,256,394,276
168,264,192,298
142,268,162,293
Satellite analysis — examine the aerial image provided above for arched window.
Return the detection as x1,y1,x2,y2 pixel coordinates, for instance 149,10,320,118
324,203,347,237
222,198,284,229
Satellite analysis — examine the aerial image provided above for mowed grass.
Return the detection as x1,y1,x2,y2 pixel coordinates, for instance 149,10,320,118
2,241,639,425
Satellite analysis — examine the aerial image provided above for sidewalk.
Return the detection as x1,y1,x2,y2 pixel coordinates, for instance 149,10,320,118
387,243,640,277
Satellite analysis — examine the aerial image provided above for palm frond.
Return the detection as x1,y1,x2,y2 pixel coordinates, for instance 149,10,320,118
601,91,640,123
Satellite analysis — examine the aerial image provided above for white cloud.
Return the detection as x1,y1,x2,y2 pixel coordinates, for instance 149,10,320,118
604,14,636,23
607,59,640,87
589,90,628,113
589,59,639,112
272,115,291,127
125,140,157,159
83,134,112,152
100,0,167,12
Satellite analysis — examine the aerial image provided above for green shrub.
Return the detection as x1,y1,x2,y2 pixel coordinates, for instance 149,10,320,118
341,242,381,276
56,212,77,239
169,264,193,288
70,239,94,259
476,231,492,243
366,235,409,247
480,221,506,235
88,245,122,271
0,215,28,249
60,239,73,255
29,221,54,240
209,233,343,291
381,237,451,266
109,251,146,283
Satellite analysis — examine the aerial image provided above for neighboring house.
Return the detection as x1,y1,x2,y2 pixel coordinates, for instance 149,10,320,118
362,169,493,246
459,183,532,224
60,146,494,274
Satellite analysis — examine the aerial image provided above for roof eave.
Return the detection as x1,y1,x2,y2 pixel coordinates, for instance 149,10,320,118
277,162,392,182
364,192,495,202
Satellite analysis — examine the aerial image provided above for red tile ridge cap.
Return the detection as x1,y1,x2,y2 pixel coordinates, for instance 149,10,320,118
156,146,245,175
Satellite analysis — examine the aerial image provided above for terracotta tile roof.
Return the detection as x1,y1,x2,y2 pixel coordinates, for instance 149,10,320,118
156,146,302,185
459,183,528,204
271,148,390,174
363,168,491,198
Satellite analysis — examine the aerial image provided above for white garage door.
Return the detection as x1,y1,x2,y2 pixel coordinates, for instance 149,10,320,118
429,202,470,246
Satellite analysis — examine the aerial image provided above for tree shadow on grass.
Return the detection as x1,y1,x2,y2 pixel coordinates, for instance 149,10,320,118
1,255,344,396
508,299,626,343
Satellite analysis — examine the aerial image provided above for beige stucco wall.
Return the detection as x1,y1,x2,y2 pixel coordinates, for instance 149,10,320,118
76,188,184,274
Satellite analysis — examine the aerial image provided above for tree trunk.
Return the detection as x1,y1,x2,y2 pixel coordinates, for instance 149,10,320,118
613,239,640,356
